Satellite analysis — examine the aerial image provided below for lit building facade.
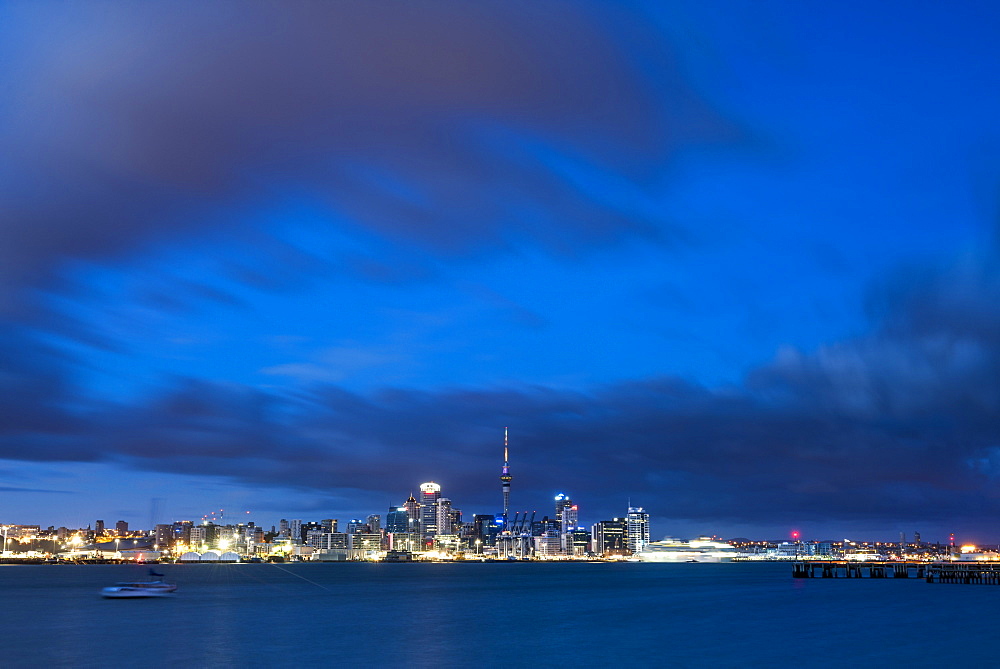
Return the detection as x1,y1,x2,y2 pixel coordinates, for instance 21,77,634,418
626,507,650,554
419,482,442,538
386,507,410,534
554,494,574,531
592,519,628,556
436,498,453,535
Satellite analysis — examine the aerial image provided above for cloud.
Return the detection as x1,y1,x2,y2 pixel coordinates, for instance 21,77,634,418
2,256,1000,532
0,1,739,314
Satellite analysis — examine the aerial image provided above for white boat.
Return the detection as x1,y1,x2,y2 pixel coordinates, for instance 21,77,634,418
101,581,177,598
636,537,737,563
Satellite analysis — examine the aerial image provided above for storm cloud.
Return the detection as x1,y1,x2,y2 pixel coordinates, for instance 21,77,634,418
3,256,1000,535
1,2,997,539
0,1,736,313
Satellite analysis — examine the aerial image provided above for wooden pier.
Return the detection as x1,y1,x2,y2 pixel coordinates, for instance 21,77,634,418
792,560,927,580
926,562,1000,584
793,560,1000,584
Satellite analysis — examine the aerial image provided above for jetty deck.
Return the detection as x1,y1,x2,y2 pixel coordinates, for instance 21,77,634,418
792,560,1000,584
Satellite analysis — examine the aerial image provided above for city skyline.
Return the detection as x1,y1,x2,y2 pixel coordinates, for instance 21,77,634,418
2,2,1000,542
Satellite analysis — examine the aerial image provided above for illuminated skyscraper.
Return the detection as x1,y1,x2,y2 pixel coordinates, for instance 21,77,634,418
554,494,576,531
436,498,454,535
626,506,650,554
403,494,419,526
592,519,628,556
419,482,442,537
386,507,410,534
500,428,512,529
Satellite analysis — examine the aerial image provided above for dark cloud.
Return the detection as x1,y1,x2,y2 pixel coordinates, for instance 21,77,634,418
0,1,738,314
2,258,1000,534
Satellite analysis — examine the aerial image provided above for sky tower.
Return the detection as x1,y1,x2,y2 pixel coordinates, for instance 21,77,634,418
500,427,512,529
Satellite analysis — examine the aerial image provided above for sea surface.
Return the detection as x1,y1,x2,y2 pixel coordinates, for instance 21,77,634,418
0,561,996,667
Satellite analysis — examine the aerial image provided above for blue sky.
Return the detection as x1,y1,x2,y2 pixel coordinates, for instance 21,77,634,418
2,1,999,541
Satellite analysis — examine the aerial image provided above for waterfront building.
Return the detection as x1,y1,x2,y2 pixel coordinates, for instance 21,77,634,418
349,533,382,551
172,521,192,546
290,519,303,544
432,534,461,553
313,532,349,550
189,525,208,549
115,520,128,536
388,532,420,552
534,530,563,557
366,514,381,534
154,524,171,547
305,528,326,547
347,519,367,535
592,519,629,556
626,507,650,554
278,519,290,538
566,528,591,556
419,482,442,537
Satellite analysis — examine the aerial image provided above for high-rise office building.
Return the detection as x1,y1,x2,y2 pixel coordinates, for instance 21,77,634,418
386,507,410,534
115,520,128,536
95,520,105,535
290,519,303,544
367,514,382,534
555,494,578,531
154,524,172,548
172,521,192,546
566,528,591,556
436,499,453,535
347,519,367,534
592,519,628,556
626,507,650,554
419,482,442,537
472,514,502,547
404,494,420,525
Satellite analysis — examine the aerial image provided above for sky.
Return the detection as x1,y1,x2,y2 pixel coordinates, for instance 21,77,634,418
2,0,999,542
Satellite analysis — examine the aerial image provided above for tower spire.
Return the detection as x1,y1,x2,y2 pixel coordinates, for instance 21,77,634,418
500,427,512,530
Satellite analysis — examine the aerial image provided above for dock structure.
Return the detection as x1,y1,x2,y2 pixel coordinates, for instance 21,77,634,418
926,563,1000,584
792,560,927,580
793,560,1000,584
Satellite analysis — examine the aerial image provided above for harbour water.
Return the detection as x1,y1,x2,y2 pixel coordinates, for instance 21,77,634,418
1,561,997,667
